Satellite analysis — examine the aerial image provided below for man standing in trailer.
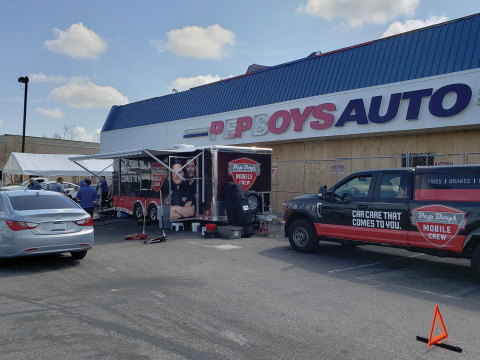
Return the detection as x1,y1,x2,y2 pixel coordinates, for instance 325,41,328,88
170,162,195,219
98,176,110,207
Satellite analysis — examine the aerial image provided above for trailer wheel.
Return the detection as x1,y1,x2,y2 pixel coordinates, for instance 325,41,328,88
133,203,143,220
246,191,261,214
148,204,158,224
471,246,480,277
288,219,319,253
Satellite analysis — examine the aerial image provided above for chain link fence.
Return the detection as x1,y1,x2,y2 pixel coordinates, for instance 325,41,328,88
272,152,477,212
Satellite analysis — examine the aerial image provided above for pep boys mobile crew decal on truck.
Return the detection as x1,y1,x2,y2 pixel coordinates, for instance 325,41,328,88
208,83,473,140
411,205,466,248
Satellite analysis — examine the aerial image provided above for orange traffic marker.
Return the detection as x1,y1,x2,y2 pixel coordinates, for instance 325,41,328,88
428,304,448,348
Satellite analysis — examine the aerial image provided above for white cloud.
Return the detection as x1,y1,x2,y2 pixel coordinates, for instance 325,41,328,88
381,15,448,38
44,22,107,60
29,73,67,83
35,107,65,119
296,0,420,27
0,119,4,125
171,74,223,92
49,78,128,109
152,24,236,59
73,127,101,142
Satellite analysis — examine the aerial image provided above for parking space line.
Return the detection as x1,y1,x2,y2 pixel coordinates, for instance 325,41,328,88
353,276,463,299
188,241,243,250
328,253,424,273
446,285,480,297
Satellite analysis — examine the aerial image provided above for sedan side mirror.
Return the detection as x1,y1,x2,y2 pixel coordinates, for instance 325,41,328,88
318,185,328,200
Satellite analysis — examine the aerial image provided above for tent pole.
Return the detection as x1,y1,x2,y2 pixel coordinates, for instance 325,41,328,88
72,160,116,179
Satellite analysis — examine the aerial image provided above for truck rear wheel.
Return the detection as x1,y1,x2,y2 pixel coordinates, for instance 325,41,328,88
471,246,480,277
288,219,319,253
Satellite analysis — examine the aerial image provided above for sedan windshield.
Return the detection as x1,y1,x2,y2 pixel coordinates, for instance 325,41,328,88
8,194,79,210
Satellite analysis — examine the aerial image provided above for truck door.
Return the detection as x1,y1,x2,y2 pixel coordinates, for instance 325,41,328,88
320,173,374,242
368,172,409,245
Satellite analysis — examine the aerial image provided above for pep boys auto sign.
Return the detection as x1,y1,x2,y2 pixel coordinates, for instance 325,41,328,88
208,82,474,141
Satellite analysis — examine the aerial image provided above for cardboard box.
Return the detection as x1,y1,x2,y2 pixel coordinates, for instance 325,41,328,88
217,225,243,239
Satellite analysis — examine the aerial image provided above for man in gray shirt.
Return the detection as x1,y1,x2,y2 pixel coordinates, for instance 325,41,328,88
50,177,65,193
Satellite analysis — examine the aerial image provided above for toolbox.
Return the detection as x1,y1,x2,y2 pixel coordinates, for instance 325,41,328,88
216,225,243,239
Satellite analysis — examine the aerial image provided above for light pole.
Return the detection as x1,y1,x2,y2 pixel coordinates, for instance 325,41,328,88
18,76,29,153
18,76,29,183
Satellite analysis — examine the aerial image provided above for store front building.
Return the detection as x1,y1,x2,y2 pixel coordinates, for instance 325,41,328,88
100,14,480,211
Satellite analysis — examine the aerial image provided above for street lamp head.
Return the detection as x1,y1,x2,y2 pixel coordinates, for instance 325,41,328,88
18,76,29,84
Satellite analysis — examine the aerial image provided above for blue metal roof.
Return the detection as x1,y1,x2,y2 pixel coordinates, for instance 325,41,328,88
102,13,480,132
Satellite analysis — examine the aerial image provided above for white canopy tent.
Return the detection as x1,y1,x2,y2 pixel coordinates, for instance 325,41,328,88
2,152,114,180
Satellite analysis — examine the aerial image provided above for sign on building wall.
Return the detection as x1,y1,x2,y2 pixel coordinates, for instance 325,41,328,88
331,164,345,174
100,70,480,153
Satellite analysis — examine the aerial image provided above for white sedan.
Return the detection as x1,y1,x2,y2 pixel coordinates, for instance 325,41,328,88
41,181,79,198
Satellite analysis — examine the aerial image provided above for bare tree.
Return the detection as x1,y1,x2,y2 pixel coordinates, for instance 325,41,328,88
63,124,69,139
0,137,38,183
62,124,77,140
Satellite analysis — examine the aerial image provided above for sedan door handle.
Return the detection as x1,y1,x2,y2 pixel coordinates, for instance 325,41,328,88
357,205,368,210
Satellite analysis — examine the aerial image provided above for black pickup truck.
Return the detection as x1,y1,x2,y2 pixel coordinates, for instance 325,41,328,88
283,165,480,276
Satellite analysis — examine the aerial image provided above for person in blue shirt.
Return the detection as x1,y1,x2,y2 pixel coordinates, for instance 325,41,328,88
28,178,40,190
79,176,87,188
76,179,98,217
98,176,110,207
50,177,65,193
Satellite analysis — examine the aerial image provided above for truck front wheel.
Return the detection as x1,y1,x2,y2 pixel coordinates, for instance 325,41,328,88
471,246,480,277
288,219,319,253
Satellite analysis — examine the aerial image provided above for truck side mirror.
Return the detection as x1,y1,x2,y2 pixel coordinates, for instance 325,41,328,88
318,185,327,200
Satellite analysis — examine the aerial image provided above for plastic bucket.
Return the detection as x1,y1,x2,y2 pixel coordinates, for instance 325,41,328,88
201,227,206,235
117,211,128,218
192,222,201,232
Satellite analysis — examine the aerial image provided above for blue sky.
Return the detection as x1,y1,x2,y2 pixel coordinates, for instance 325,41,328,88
0,0,478,142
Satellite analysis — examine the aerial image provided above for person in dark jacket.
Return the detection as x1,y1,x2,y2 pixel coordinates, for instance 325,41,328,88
76,179,98,217
98,176,110,207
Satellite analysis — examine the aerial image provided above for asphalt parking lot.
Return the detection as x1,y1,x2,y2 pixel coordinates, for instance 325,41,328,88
1,219,480,359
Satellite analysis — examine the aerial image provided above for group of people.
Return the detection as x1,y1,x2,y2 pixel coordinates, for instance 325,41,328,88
27,176,110,218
